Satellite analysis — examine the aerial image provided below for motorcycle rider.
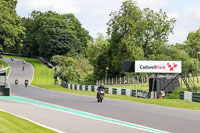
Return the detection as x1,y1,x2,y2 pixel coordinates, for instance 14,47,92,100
97,83,105,100
24,79,29,87
15,79,18,85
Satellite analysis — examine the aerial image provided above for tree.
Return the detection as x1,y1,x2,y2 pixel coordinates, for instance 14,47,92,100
51,55,94,84
185,28,200,58
0,0,25,52
142,8,176,57
21,11,42,56
86,33,109,65
62,14,92,55
106,0,176,77
22,11,91,59
148,45,195,74
107,0,145,76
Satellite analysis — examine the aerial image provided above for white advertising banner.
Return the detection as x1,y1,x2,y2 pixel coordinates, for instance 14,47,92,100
135,61,182,73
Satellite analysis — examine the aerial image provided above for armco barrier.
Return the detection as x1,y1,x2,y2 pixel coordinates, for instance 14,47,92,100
61,81,153,98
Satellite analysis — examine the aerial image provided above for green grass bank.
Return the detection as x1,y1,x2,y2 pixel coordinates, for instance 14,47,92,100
0,110,56,133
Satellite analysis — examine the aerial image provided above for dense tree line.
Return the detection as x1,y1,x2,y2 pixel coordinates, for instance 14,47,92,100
86,0,195,80
0,0,25,52
0,0,199,84
21,11,92,59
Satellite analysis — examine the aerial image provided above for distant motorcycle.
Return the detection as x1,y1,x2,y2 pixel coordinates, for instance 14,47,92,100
97,91,104,103
25,80,29,87
15,79,18,85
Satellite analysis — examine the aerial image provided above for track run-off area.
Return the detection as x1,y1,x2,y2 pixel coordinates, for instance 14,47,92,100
1,57,200,133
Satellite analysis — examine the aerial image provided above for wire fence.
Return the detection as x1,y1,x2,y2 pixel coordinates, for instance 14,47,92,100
96,74,200,91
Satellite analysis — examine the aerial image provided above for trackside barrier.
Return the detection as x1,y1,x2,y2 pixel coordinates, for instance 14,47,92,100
192,92,200,102
74,85,77,90
105,87,109,93
85,85,88,91
132,89,137,97
121,89,126,95
91,86,95,92
180,91,200,102
61,81,151,98
80,85,82,90
112,88,117,94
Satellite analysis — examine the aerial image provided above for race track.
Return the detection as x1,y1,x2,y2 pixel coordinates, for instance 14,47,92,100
1,57,200,133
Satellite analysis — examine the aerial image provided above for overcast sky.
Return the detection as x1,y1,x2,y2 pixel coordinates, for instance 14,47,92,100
16,0,200,44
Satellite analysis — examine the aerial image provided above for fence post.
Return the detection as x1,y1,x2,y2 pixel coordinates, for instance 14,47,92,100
136,76,138,86
133,76,135,88
142,77,144,86
192,72,194,82
180,76,182,88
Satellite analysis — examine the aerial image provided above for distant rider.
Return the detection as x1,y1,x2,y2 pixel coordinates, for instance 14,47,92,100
97,83,105,99
15,79,18,85
24,79,29,87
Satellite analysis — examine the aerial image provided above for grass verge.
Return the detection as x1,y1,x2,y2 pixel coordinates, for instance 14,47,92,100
3,55,54,86
0,110,56,133
0,59,10,75
3,55,200,110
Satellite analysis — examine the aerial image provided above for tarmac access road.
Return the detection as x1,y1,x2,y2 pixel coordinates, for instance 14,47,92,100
2,57,200,133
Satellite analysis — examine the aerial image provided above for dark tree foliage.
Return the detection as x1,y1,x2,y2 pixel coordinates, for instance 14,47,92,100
185,28,200,58
0,0,25,52
22,11,91,59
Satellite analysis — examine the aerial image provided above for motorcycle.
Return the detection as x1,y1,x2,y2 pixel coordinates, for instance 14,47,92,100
97,91,104,103
25,80,29,87
15,80,18,85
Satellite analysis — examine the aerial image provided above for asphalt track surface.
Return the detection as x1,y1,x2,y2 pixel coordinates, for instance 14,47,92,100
1,57,200,133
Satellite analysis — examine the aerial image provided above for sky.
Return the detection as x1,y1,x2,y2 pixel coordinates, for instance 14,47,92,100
16,0,200,44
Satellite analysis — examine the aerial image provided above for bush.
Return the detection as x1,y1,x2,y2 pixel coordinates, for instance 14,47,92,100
54,56,95,85
164,88,187,99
